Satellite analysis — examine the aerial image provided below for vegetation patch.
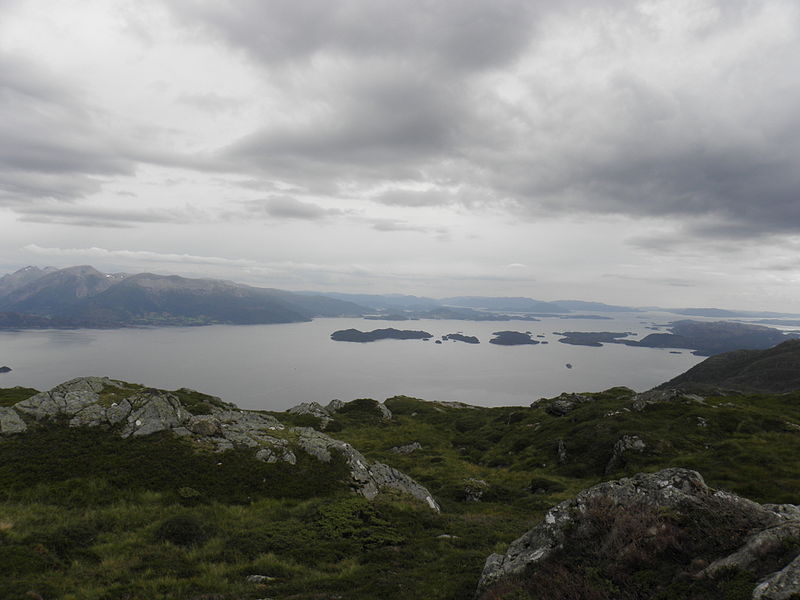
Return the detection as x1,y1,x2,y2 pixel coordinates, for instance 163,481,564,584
0,386,38,406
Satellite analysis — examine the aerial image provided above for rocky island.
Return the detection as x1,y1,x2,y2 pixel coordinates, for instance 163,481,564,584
442,333,480,344
330,327,433,342
488,331,539,345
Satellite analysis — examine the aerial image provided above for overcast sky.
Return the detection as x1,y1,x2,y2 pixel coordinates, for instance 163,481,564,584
1,0,799,310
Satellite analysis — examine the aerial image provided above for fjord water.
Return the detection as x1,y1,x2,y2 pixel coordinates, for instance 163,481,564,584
0,313,703,410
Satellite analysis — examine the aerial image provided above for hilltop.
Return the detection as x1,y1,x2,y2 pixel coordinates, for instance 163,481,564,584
2,345,800,598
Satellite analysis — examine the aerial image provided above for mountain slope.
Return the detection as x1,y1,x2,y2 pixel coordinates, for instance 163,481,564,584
0,265,58,298
0,265,123,315
658,338,800,393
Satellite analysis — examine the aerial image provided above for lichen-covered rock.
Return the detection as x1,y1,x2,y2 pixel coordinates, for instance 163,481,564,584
0,407,27,434
476,468,798,596
120,391,190,437
14,376,123,421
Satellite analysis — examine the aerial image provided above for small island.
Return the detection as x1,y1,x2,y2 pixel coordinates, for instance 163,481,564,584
331,328,432,343
442,333,480,344
489,331,539,346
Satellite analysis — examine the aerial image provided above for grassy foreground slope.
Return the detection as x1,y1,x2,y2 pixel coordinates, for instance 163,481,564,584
2,374,800,598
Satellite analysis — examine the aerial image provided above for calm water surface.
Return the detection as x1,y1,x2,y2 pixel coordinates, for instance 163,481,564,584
0,313,704,410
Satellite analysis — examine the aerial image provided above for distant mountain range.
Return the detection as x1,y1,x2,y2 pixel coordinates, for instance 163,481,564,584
307,291,800,319
2,264,800,330
0,265,364,327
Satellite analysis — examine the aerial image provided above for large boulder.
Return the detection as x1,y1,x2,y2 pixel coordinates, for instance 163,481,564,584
476,468,800,599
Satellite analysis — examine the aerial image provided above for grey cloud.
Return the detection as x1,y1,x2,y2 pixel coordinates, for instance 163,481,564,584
0,53,135,204
369,218,448,236
375,189,452,208
16,205,199,228
0,50,209,207
173,1,800,242
242,196,344,221
168,0,540,71
177,92,244,112
602,273,698,288
222,65,466,185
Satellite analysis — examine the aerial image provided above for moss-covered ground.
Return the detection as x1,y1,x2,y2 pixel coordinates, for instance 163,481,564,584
2,385,800,598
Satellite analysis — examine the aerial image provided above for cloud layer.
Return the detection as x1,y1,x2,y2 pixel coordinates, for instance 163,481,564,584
161,0,800,240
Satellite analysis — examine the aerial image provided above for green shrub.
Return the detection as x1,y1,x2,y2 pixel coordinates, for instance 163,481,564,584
42,521,99,560
153,514,208,547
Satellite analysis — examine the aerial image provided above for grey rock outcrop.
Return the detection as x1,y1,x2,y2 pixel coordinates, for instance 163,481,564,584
463,478,489,503
476,468,800,598
0,407,27,434
391,441,422,454
295,427,440,511
545,393,595,416
326,399,345,413
702,521,800,578
377,402,393,419
14,376,122,421
287,401,333,426
287,398,392,423
0,377,439,511
556,439,568,464
604,434,646,474
630,388,706,411
754,553,800,599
